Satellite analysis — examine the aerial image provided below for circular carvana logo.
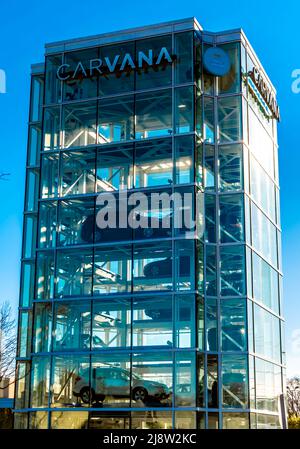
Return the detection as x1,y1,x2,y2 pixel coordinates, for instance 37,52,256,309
203,47,230,77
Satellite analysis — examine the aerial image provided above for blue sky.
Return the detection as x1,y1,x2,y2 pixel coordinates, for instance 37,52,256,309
0,0,299,376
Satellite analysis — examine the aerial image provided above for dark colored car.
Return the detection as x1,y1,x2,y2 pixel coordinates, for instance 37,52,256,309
143,256,190,278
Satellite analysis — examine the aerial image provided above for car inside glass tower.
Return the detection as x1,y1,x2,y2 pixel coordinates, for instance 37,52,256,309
15,18,285,429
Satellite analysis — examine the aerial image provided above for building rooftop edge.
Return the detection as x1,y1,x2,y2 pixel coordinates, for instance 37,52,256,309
45,17,202,51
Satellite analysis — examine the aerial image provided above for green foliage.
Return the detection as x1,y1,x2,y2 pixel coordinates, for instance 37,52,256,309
288,415,300,429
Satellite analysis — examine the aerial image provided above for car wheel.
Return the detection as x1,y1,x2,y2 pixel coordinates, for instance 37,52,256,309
149,265,160,277
132,387,148,402
80,387,94,404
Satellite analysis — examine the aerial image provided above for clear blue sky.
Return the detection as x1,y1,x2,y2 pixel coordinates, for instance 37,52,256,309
0,0,299,376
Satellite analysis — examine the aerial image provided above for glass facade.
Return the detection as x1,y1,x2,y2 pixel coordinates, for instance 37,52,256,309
15,18,285,429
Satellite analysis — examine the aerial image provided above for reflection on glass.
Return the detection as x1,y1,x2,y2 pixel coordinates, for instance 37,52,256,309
222,354,248,408
58,198,94,246
31,357,50,408
97,143,133,191
132,296,172,347
93,298,130,349
93,245,132,295
220,194,244,243
175,86,194,134
135,90,172,139
218,96,242,143
98,96,134,144
60,150,95,196
206,298,217,351
63,102,97,148
220,245,246,297
175,352,196,407
221,298,247,351
53,302,91,351
219,144,243,192
56,249,93,297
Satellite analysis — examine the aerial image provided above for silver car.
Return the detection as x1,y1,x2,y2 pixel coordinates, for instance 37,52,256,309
73,366,169,404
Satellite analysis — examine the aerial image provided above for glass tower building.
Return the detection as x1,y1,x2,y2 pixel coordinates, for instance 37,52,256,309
14,18,286,429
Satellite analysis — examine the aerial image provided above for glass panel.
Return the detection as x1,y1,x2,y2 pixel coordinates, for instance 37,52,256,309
175,86,194,134
36,251,55,300
135,89,172,139
60,149,95,196
98,42,135,96
15,362,30,409
220,194,244,243
56,249,93,298
132,353,172,407
132,296,172,348
197,354,205,407
222,413,249,429
207,413,219,429
58,198,94,246
38,201,57,248
53,301,91,351
175,352,196,407
131,412,172,429
25,169,39,212
45,54,62,105
203,45,214,96
135,138,173,188
29,411,48,429
88,412,130,429
255,358,282,412
252,252,279,313
33,303,52,353
221,298,247,351
248,106,274,176
220,245,246,297
41,153,59,198
206,245,217,297
136,35,172,90
51,411,89,429
93,245,132,295
205,195,216,243
62,102,97,148
93,297,130,349
175,135,194,184
43,107,60,151
207,355,218,408
222,354,248,408
51,355,90,408
31,357,50,408
14,413,28,429
250,156,276,222
175,239,195,291
30,76,43,122
28,125,41,166
133,241,172,292
174,31,193,84
23,215,37,259
218,42,241,94
204,145,215,191
206,298,218,351
20,262,34,307
251,203,277,267
175,412,196,429
63,48,98,101
204,97,215,143
91,353,131,408
98,95,134,144
256,413,281,429
218,96,242,143
175,294,196,348
219,144,243,192
18,311,31,357
96,143,133,191
254,305,281,363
